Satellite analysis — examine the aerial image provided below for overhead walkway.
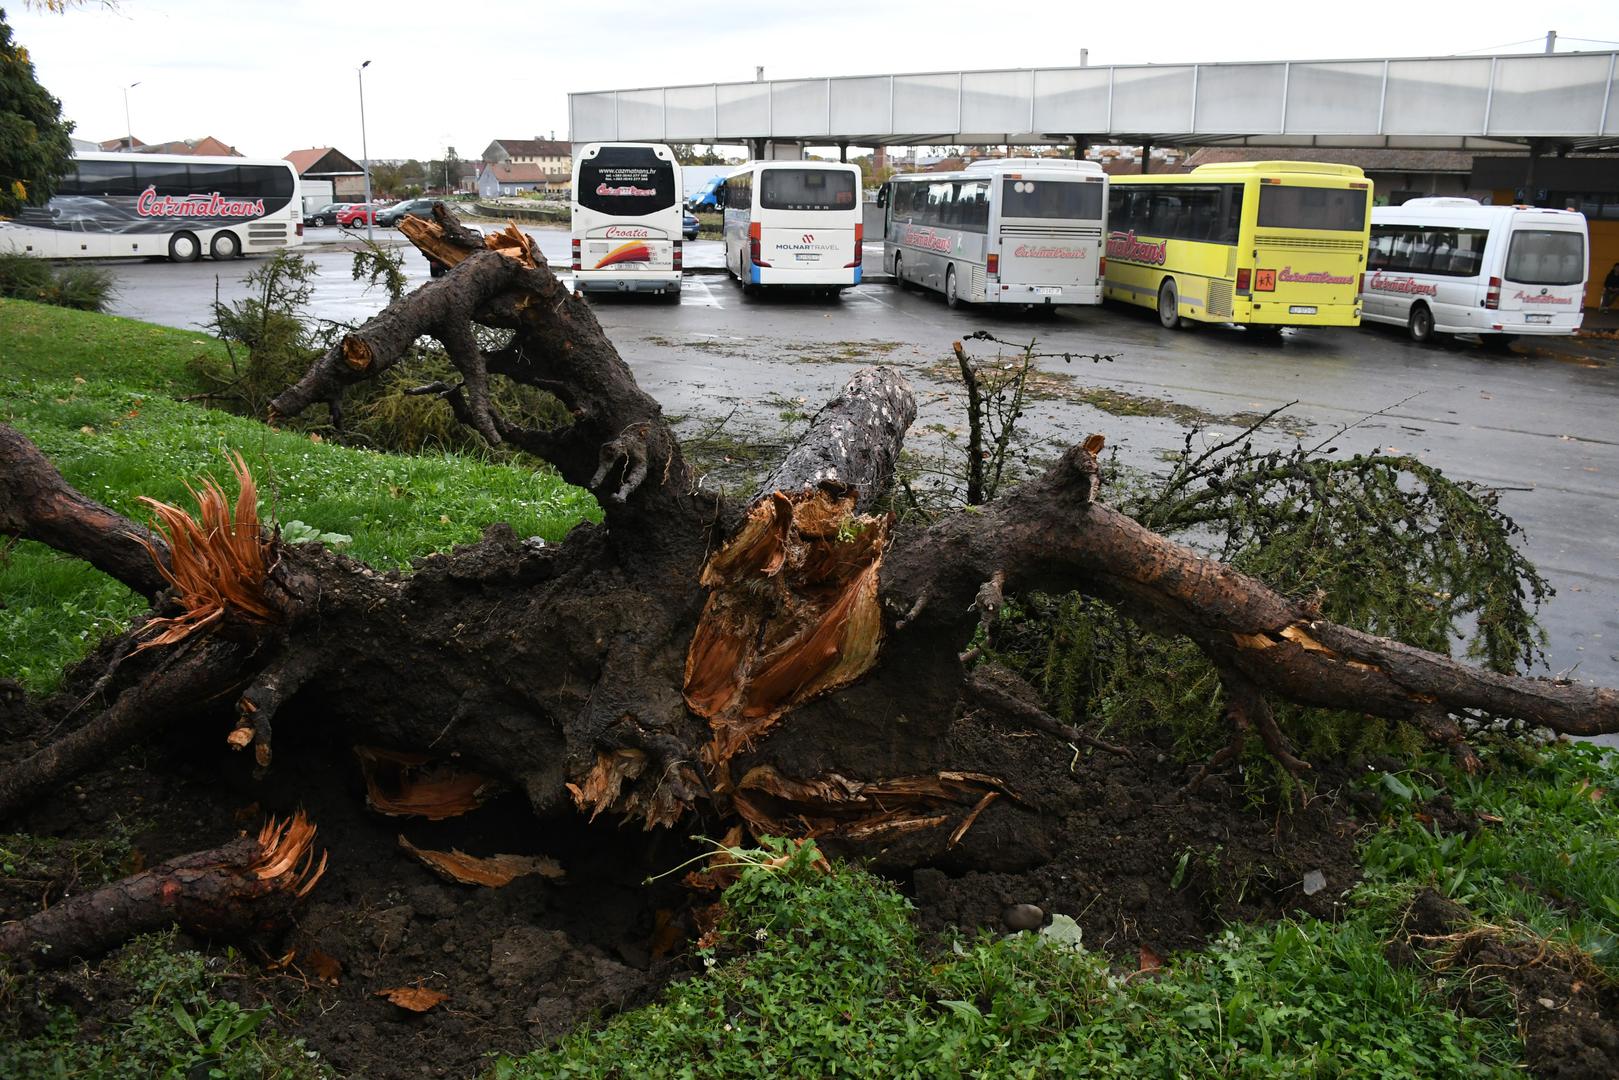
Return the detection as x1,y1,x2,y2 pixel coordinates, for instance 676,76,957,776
569,50,1619,152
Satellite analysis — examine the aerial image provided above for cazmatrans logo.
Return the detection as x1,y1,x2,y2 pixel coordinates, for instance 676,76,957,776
1366,272,1438,297
596,183,656,197
1280,266,1355,286
1105,230,1166,265
135,186,264,218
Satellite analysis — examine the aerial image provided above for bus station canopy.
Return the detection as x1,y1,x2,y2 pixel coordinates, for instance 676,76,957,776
569,51,1619,151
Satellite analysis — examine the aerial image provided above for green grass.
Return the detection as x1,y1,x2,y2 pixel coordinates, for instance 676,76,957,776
498,838,1520,1079
1363,741,1619,971
0,298,599,692
0,932,329,1079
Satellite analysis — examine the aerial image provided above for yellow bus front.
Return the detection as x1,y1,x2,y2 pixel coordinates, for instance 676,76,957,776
1238,172,1372,328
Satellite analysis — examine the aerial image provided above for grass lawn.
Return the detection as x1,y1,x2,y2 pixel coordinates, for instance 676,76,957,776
0,298,598,692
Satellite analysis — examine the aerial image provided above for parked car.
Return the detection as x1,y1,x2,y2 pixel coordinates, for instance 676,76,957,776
376,198,443,227
427,225,484,278
337,203,379,228
683,209,700,241
304,202,350,228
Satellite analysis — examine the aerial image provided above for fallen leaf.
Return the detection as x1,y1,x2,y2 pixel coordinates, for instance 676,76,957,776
1138,944,1164,971
305,947,342,985
375,985,447,1012
397,835,563,887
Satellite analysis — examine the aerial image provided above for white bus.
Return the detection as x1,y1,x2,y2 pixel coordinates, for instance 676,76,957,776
570,142,683,297
878,159,1107,308
719,160,863,295
0,152,303,262
1363,198,1588,346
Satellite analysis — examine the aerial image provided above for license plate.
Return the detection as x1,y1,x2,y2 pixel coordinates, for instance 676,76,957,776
1033,286,1061,296
1525,314,1552,324
794,252,819,262
1288,305,1317,315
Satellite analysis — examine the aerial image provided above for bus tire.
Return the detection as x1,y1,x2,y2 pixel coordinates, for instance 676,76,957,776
1157,278,1181,330
168,232,201,263
1407,303,1435,344
210,231,241,260
945,265,963,309
892,252,904,290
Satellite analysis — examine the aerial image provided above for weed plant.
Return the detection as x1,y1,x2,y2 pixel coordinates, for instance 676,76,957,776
502,839,1519,1079
0,932,328,1079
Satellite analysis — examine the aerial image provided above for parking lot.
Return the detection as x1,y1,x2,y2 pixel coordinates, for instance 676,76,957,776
97,224,1619,698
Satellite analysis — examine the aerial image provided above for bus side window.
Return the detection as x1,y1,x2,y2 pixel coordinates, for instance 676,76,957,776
1368,228,1394,270
1389,229,1415,271
76,160,136,197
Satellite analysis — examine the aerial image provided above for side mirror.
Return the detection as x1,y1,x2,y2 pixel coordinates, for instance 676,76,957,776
876,184,889,208
714,187,727,209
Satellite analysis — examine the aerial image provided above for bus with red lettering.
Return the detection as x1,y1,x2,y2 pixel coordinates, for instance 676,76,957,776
0,152,302,262
878,159,1107,308
1105,161,1372,338
570,142,683,297
1362,198,1587,348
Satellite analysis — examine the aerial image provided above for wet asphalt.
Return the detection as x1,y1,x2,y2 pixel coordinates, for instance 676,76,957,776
97,224,1619,706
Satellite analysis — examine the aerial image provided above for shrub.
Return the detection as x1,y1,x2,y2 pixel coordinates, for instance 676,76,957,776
0,252,116,312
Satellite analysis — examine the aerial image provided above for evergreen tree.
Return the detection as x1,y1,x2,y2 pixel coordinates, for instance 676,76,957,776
0,8,76,217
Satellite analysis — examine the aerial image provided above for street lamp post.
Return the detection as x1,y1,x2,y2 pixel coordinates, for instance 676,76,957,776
122,81,141,151
358,60,374,242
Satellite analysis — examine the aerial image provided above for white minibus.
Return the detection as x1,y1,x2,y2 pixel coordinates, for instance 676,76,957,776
719,161,863,295
0,152,302,261
570,142,683,296
1363,198,1588,346
879,158,1107,308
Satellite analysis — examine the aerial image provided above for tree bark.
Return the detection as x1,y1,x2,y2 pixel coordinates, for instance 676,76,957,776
4,205,1618,902
0,813,324,968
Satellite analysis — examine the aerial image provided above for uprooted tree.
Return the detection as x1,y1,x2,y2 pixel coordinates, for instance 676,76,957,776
3,206,1618,962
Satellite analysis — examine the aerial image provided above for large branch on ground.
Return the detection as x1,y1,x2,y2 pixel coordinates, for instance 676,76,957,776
0,423,170,599
0,813,325,969
269,215,698,533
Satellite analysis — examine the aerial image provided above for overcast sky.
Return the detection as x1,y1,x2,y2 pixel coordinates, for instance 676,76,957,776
11,1,1619,162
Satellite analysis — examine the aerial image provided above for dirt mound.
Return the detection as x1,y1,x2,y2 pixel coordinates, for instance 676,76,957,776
1395,889,1619,1079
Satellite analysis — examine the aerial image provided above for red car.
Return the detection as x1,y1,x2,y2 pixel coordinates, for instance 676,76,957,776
337,203,379,228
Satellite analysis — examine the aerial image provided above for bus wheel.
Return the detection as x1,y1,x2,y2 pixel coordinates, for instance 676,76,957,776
210,231,241,260
1157,279,1181,330
168,232,201,263
891,252,904,290
1407,303,1435,344
945,266,963,309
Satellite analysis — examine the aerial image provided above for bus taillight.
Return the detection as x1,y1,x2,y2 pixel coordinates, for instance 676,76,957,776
295,223,304,237
571,238,581,272
986,252,999,276
1097,256,1105,277
1484,275,1501,309
844,223,862,268
1236,267,1251,295
673,240,683,270
749,221,769,267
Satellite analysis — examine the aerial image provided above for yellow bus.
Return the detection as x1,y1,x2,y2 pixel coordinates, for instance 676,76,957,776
1104,162,1372,336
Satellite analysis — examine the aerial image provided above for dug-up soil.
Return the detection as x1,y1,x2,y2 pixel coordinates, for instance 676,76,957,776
0,686,1608,1079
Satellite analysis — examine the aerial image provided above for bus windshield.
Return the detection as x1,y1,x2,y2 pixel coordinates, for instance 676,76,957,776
576,146,676,217
1001,178,1103,220
1257,185,1366,232
760,169,856,211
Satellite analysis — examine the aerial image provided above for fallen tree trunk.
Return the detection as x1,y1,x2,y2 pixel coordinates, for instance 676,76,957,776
4,208,1618,899
0,813,325,968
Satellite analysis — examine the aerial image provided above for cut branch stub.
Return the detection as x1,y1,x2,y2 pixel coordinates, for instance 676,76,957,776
685,487,889,781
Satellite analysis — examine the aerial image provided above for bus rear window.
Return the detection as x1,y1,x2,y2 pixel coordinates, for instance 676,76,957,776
760,169,856,212
1505,230,1585,286
1257,185,1367,232
1000,178,1103,221
577,147,676,217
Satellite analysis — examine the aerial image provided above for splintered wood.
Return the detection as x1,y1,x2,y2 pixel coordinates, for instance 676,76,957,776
135,452,274,651
397,835,563,888
684,488,889,778
354,746,498,820
730,765,1012,847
